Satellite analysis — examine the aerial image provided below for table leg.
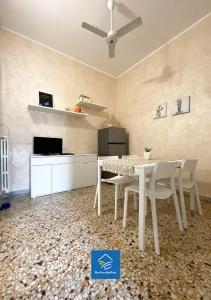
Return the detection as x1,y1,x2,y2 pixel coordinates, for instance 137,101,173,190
97,163,102,216
138,168,146,251
94,184,98,208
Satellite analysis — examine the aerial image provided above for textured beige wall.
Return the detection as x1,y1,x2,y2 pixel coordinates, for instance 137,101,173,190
1,29,116,192
115,16,211,197
2,16,211,196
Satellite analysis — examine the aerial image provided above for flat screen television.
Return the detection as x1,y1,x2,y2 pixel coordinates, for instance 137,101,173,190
34,137,62,155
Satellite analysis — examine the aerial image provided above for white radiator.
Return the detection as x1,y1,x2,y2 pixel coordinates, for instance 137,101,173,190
0,137,9,194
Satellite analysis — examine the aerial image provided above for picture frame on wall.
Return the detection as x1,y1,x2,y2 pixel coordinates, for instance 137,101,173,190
153,102,167,119
172,96,190,116
39,91,53,108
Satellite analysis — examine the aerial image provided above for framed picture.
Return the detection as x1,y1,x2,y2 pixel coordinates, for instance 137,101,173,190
39,91,53,108
172,96,190,116
153,102,167,119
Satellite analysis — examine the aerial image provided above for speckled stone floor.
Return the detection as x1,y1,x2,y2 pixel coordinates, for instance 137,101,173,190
0,184,211,300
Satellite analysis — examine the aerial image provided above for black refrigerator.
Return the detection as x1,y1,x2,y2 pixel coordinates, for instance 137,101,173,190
98,127,127,157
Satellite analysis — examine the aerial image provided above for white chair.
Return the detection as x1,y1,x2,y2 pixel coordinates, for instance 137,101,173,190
175,159,203,228
123,161,183,255
94,156,137,221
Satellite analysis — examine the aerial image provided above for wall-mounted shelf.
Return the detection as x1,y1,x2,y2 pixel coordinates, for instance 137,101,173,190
28,105,88,118
76,101,107,111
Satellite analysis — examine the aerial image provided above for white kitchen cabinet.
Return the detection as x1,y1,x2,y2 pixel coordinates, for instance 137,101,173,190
31,165,52,198
84,161,97,187
72,162,84,189
52,163,72,193
31,154,97,198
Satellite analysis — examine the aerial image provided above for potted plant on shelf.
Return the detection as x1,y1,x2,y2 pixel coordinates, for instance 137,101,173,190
144,147,152,160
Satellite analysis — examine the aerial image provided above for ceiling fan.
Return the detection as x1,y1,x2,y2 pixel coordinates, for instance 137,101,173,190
81,0,142,58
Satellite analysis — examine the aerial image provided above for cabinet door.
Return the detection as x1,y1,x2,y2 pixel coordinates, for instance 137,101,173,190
52,164,73,193
31,165,52,198
72,162,84,189
84,161,97,187
108,144,127,157
109,127,126,143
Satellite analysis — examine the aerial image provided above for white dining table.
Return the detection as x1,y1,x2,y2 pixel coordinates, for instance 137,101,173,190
96,157,184,251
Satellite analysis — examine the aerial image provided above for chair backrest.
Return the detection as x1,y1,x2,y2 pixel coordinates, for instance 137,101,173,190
122,155,139,159
153,161,178,181
181,159,198,172
98,156,119,161
180,159,198,181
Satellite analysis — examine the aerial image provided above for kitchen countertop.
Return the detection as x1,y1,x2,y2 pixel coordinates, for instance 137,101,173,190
31,154,97,157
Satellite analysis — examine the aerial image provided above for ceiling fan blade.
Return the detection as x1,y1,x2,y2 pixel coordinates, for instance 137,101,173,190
117,17,142,38
82,22,107,38
108,42,115,58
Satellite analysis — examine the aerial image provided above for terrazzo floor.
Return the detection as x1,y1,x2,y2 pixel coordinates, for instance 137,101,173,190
0,184,211,300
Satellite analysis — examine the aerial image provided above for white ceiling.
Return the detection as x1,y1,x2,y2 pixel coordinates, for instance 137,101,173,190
1,0,211,77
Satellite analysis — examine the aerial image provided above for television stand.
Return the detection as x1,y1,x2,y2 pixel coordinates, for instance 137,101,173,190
31,154,97,198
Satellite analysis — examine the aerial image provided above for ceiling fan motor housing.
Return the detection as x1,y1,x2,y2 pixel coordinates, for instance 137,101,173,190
107,33,118,45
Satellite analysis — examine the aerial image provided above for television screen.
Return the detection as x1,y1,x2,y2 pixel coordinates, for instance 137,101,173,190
34,137,62,155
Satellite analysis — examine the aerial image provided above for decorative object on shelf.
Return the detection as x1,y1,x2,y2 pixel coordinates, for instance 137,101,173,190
79,95,90,102
39,91,53,108
172,96,190,116
144,147,152,160
65,107,71,111
107,114,113,127
153,102,167,119
74,105,82,113
101,114,120,128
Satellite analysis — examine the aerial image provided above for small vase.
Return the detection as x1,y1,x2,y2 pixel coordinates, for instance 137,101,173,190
144,151,151,160
74,105,81,113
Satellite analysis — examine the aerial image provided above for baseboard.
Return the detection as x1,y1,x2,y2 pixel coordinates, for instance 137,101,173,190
1,189,30,199
1,188,211,202
183,191,211,202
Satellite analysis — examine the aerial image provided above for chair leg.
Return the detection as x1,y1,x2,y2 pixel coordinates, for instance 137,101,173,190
123,189,129,228
144,195,147,216
133,192,138,211
150,196,160,255
173,188,184,232
194,182,203,215
114,184,119,221
178,179,188,229
94,185,98,208
118,184,122,199
190,188,196,211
